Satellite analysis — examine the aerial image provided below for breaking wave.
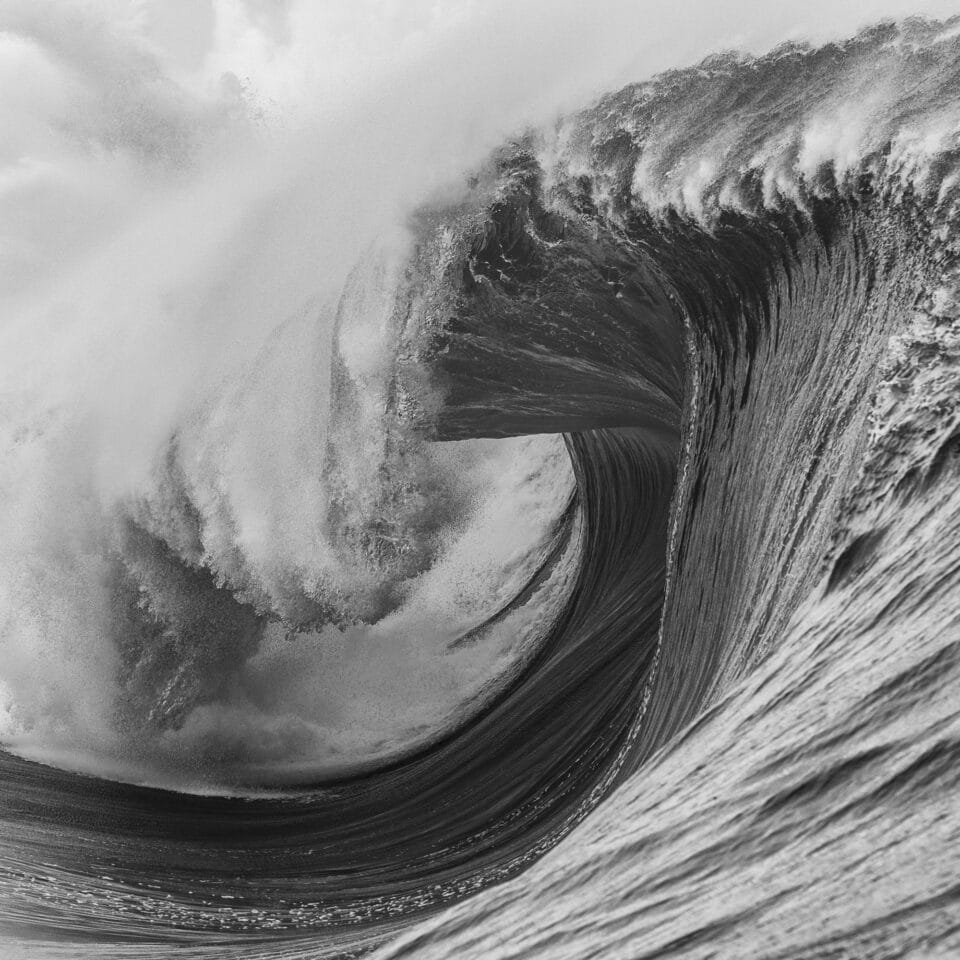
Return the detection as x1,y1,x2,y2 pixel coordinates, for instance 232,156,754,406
4,12,960,960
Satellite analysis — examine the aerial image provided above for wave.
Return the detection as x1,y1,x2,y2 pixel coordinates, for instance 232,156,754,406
4,15,960,960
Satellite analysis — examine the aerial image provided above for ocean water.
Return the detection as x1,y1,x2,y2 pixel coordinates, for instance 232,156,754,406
3,8,960,960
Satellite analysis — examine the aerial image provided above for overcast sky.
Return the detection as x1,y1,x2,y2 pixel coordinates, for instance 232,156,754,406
140,0,960,89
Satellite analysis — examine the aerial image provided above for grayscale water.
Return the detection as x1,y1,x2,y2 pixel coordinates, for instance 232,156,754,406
3,12,960,960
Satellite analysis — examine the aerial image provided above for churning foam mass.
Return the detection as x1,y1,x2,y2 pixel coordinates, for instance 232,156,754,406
0,0,957,790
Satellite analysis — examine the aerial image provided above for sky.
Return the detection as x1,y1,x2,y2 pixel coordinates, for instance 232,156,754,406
141,0,960,95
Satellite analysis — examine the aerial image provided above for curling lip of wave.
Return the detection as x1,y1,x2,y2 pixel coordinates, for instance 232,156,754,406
4,15,960,960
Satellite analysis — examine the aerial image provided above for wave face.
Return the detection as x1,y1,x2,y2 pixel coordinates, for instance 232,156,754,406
5,16,960,960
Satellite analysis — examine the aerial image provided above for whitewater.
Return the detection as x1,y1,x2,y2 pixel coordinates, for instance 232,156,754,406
3,1,960,958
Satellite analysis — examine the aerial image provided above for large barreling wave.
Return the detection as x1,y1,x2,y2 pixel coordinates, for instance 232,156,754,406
3,11,960,959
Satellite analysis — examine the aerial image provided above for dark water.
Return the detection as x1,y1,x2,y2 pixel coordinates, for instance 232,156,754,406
4,18,960,959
